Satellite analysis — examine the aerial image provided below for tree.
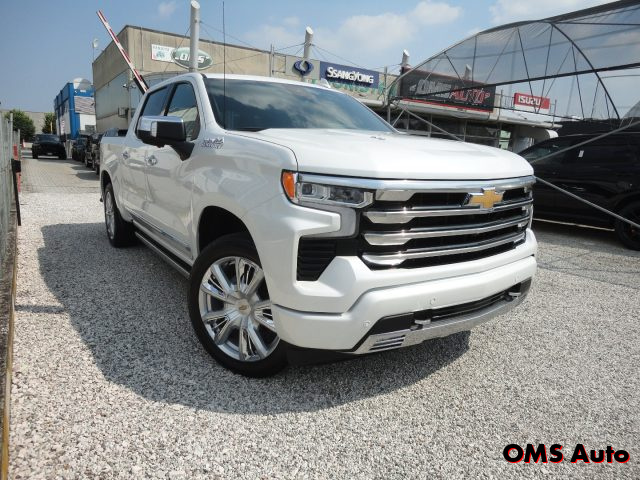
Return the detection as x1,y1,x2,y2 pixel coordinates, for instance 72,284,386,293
42,112,57,134
3,109,35,142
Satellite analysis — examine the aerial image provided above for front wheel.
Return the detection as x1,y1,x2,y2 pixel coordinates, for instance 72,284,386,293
188,233,287,377
615,201,640,250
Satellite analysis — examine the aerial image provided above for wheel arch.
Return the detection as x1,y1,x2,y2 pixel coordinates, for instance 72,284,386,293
197,206,252,255
614,193,640,214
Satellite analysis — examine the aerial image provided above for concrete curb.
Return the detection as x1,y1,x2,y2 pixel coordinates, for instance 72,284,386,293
0,208,17,480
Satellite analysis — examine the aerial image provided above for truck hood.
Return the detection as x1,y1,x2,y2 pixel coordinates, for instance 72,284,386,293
241,129,533,180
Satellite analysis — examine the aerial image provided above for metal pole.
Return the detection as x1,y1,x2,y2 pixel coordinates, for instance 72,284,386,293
269,44,274,77
303,27,313,60
401,50,410,70
189,0,201,72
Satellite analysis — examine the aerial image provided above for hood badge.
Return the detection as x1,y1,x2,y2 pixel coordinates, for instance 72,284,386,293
202,138,224,149
370,135,386,141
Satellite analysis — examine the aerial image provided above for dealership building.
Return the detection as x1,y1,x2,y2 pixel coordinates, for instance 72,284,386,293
53,78,96,140
92,25,553,149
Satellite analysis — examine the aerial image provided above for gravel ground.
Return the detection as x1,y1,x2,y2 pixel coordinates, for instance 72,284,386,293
9,155,640,479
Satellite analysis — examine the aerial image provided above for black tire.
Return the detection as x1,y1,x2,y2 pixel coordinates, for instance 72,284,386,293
614,201,640,250
188,233,287,377
94,162,100,176
103,183,136,248
59,152,66,160
32,152,38,159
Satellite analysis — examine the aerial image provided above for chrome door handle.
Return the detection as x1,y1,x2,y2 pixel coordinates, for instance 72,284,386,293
147,155,157,166
122,150,130,160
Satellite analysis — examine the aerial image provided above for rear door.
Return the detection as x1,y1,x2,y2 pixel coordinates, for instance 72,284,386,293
142,81,202,261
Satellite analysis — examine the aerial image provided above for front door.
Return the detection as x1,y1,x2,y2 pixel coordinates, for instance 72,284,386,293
143,82,202,261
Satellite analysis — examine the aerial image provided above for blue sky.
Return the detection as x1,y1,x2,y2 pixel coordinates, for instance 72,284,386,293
0,0,612,112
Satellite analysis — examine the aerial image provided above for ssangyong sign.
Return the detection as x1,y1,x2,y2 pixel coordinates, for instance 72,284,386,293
514,93,551,113
320,62,379,88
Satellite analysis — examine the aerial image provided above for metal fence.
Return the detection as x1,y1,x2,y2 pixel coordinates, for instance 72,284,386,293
0,116,15,266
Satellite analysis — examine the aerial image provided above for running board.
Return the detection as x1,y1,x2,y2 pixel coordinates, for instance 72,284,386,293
135,232,191,278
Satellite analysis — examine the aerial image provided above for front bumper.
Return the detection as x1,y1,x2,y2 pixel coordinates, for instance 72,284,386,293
271,253,536,351
350,280,530,354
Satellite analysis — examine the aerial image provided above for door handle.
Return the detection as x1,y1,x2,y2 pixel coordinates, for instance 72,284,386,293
146,154,158,166
122,150,130,160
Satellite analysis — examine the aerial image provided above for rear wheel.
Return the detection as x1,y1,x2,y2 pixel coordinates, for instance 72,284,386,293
32,152,38,159
615,201,640,250
103,183,136,247
188,233,287,377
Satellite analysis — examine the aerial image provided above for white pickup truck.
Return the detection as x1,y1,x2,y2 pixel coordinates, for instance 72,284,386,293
100,73,537,377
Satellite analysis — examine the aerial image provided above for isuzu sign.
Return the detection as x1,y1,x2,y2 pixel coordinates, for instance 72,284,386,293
514,93,551,113
320,62,379,88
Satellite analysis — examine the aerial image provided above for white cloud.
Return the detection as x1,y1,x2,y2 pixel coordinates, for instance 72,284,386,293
245,1,461,62
158,1,178,19
490,0,612,24
282,16,300,28
245,24,301,50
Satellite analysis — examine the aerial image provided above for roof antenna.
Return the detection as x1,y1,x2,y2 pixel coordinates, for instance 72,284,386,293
222,0,227,128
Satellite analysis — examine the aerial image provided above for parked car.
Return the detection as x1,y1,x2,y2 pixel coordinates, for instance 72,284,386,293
32,134,66,159
71,137,88,162
95,128,126,175
519,132,640,249
101,73,537,377
84,133,103,169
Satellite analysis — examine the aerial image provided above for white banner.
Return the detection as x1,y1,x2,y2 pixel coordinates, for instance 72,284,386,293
151,44,174,63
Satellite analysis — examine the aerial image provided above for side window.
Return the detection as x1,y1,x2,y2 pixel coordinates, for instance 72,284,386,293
137,87,169,135
522,139,572,166
166,83,201,140
575,141,637,167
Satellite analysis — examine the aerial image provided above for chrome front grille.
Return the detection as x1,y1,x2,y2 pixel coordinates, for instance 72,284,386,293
359,176,534,269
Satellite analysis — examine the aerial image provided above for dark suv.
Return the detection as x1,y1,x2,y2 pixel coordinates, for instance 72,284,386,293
519,132,640,249
32,134,66,159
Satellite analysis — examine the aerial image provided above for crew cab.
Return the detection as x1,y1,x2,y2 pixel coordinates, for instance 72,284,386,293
100,73,537,377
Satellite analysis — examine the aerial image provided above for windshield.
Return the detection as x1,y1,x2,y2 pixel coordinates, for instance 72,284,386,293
520,139,572,164
205,78,392,132
36,134,60,142
76,138,86,145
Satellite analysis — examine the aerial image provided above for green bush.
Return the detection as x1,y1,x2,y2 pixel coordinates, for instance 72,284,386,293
3,110,35,142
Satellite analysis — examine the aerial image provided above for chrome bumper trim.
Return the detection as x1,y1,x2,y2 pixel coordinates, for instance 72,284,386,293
350,285,529,355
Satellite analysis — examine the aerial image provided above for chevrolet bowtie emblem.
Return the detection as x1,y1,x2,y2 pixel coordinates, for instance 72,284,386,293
466,188,504,209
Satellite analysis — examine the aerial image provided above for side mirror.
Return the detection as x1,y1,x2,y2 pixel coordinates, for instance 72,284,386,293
137,116,186,147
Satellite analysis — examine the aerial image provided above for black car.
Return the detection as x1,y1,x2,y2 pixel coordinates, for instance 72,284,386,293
71,137,88,162
32,134,66,159
519,132,640,249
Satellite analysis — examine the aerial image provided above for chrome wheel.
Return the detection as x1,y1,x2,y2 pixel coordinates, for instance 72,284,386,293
104,191,115,239
198,256,278,362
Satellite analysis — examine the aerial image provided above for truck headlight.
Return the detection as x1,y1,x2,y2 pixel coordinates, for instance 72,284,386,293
282,171,373,208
